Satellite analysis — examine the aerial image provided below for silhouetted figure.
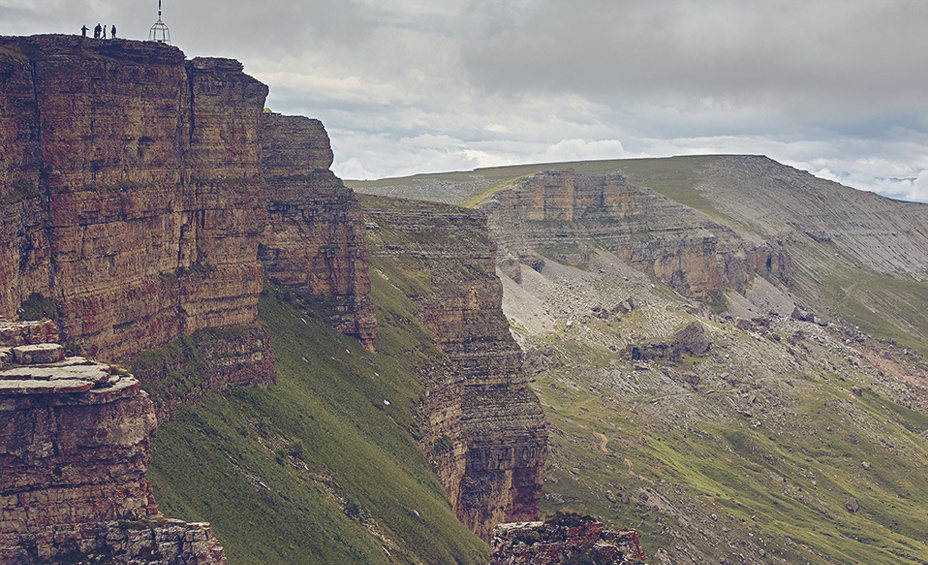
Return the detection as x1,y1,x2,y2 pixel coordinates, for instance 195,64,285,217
102,26,106,39
94,23,101,39
111,25,116,39
81,25,88,37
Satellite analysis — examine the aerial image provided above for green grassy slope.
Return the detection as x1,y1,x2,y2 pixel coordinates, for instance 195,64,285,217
529,302,928,564
146,281,488,565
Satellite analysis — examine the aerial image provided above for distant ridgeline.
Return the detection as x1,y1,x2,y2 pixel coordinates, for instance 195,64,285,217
0,34,549,562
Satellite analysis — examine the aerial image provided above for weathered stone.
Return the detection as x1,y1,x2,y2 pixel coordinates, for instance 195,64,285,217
0,35,268,362
0,336,225,563
0,520,226,565
478,170,790,300
260,163,377,351
364,197,548,541
674,321,712,356
12,343,64,365
488,518,645,565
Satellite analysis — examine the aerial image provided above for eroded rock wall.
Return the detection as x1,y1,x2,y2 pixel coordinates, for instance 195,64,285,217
0,321,225,564
363,196,548,541
488,519,645,565
260,115,377,350
0,35,268,363
479,170,789,299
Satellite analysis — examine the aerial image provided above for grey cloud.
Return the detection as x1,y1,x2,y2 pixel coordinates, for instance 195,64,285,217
2,1,928,200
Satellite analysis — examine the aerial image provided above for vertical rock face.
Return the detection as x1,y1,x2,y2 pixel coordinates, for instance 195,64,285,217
479,170,789,299
0,35,269,362
0,321,225,564
363,197,548,541
260,114,377,350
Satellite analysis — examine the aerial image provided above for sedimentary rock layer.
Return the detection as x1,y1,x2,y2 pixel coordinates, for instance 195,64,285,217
0,35,375,360
488,519,645,565
0,321,225,564
0,35,267,362
363,196,548,541
479,170,789,299
260,120,377,350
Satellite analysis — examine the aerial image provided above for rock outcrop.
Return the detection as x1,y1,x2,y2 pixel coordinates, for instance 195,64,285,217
260,115,377,350
0,320,225,564
478,170,789,300
0,34,376,360
625,321,712,363
488,516,645,565
363,195,548,542
0,35,267,363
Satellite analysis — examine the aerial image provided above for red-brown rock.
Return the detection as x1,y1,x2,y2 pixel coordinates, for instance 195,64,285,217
479,170,790,300
364,196,548,541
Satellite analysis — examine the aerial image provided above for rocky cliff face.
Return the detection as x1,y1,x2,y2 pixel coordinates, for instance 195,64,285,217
260,115,377,350
479,170,789,300
0,34,375,358
0,35,267,363
488,516,645,565
0,320,224,564
363,195,548,541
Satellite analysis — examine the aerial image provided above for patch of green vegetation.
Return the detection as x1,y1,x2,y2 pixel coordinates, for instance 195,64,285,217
18,292,61,321
824,269,928,357
1,179,40,205
132,325,258,405
611,157,718,216
533,343,928,564
459,174,531,208
147,282,487,564
707,291,728,315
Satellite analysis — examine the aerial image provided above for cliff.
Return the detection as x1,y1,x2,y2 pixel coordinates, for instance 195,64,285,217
0,35,267,363
260,115,377,350
477,170,789,300
362,195,548,541
0,35,374,362
0,321,224,564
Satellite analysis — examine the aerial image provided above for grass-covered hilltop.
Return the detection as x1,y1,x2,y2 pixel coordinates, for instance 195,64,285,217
349,154,928,564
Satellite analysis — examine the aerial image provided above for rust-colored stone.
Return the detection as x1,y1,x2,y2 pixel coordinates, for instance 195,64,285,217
364,197,548,541
479,170,790,300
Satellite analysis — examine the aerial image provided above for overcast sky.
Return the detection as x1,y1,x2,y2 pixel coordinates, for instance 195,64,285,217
3,1,928,201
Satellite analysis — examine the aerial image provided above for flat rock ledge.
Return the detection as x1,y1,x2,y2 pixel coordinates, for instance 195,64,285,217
0,319,227,564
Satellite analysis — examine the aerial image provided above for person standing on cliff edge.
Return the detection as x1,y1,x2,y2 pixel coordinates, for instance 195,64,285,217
93,23,101,39
111,25,116,39
81,25,88,37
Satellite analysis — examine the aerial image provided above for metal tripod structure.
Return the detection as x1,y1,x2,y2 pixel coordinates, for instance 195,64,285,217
149,0,171,44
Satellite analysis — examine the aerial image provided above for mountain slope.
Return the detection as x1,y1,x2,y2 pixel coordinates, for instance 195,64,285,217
350,156,928,564
147,280,489,565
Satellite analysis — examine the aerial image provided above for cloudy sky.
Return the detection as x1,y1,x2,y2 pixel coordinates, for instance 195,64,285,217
3,1,928,201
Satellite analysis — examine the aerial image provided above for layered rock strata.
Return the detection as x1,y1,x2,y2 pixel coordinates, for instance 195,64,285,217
0,35,267,363
363,196,548,541
478,170,789,300
130,325,276,424
0,35,375,360
488,518,645,565
0,320,224,564
260,115,377,350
